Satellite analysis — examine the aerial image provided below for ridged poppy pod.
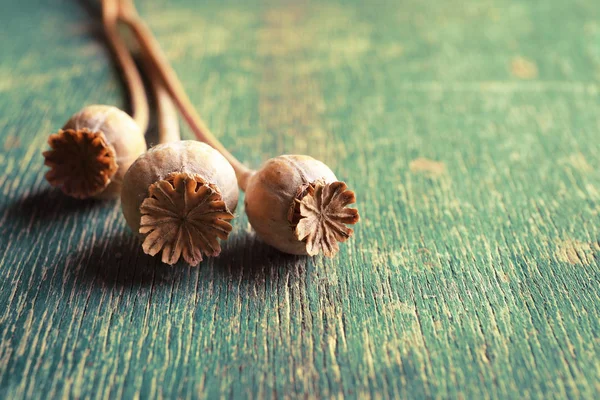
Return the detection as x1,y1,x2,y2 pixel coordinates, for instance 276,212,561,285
244,155,359,257
43,105,147,199
120,140,238,266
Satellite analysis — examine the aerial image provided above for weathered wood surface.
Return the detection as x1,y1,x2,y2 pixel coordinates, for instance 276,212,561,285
1,0,599,398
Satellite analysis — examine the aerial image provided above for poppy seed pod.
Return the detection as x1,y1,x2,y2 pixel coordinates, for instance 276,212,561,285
43,105,147,199
244,155,359,257
121,140,238,266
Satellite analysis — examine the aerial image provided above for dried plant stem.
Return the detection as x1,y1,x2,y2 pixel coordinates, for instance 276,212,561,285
117,0,254,190
155,78,180,143
101,0,149,132
144,52,181,143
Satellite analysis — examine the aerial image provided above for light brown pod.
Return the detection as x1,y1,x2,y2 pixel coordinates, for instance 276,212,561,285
43,105,147,199
244,155,359,257
121,140,238,266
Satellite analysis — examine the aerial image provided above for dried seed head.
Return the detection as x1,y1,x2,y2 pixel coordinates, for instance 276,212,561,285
121,141,238,266
139,172,234,266
295,180,359,256
44,128,118,199
43,105,146,199
244,155,359,257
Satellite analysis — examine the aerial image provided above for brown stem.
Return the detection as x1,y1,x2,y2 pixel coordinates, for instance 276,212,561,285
155,78,181,143
101,0,149,132
143,51,180,143
117,0,254,190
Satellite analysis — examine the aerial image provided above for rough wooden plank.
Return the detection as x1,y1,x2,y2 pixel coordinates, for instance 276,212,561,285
0,0,599,398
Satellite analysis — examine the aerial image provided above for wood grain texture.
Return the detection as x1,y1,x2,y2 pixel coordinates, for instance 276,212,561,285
1,0,599,398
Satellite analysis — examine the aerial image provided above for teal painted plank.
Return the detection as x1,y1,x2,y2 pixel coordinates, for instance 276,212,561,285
0,0,599,398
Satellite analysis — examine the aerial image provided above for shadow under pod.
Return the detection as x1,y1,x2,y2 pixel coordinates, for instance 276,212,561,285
3,188,310,289
0,187,101,233
60,229,309,289
212,233,309,283
65,233,178,288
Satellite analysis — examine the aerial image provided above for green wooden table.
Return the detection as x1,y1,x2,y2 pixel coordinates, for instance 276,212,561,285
1,0,599,398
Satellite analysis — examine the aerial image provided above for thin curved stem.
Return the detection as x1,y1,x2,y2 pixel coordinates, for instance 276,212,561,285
117,0,254,190
155,74,181,144
144,52,180,143
101,0,149,132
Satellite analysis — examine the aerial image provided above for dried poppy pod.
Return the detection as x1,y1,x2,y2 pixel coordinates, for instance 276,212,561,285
43,105,147,199
244,155,359,257
120,141,238,266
